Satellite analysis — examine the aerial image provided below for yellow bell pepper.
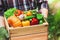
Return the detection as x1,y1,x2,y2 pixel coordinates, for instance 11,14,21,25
22,20,30,27
26,11,32,16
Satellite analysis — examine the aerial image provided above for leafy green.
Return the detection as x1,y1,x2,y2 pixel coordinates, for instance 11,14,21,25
54,9,60,24
58,36,60,40
0,36,5,40
48,6,60,40
4,8,16,19
54,9,60,35
0,27,9,40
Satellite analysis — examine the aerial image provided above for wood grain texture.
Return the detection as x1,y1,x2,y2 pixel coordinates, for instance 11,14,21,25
10,25,48,37
10,32,48,40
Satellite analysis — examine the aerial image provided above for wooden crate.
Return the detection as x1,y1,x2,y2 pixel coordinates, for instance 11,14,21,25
4,17,48,40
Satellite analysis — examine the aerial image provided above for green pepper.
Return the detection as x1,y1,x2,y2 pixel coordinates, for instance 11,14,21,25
39,20,43,24
25,16,35,20
36,14,43,20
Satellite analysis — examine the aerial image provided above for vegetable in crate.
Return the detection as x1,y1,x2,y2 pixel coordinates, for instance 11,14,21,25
14,9,23,16
4,8,16,19
22,20,30,27
26,10,32,16
39,20,43,24
36,14,43,20
31,18,39,25
8,15,22,27
18,14,25,20
25,16,35,20
31,9,37,15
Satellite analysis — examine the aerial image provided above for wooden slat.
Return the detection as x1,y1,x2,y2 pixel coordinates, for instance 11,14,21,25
4,17,10,33
10,32,48,40
10,25,48,37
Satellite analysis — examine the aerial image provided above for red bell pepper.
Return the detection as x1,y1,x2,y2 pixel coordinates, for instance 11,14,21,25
30,18,39,25
14,10,23,16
